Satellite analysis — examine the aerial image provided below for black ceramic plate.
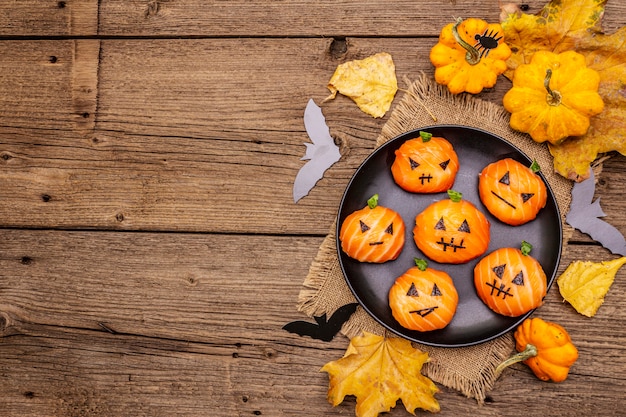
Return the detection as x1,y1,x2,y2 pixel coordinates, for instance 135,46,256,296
336,125,562,347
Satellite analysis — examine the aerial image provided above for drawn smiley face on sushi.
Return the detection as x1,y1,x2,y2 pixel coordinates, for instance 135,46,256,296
388,259,459,332
478,158,547,226
339,194,406,263
391,131,459,193
413,191,490,264
473,241,547,317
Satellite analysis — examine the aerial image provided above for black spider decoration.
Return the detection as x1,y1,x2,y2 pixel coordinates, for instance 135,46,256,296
474,29,503,58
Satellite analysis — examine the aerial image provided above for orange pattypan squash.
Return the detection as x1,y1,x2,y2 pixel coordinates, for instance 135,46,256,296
496,317,578,382
339,194,405,263
391,131,459,193
389,258,459,332
478,158,548,226
503,50,604,145
414,190,490,264
430,17,511,94
474,241,547,317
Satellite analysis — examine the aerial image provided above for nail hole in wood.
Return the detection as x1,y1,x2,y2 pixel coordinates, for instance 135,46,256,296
57,1,66,8
0,315,7,333
329,37,347,58
41,194,51,202
20,256,33,265
49,56,58,63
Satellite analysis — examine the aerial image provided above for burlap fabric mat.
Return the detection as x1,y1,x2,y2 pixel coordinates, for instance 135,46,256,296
297,73,574,402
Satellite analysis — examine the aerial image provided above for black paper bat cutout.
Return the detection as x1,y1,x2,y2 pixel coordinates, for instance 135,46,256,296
293,99,341,203
282,303,359,342
566,168,626,256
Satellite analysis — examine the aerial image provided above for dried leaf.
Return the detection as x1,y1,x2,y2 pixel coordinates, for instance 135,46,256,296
557,257,626,317
324,52,398,118
501,0,626,181
320,332,440,417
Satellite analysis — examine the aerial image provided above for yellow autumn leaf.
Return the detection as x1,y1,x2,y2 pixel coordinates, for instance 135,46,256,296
324,52,398,118
501,0,626,181
320,332,440,417
557,257,626,317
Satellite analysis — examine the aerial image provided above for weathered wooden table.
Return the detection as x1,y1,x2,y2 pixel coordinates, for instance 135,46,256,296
1,1,625,416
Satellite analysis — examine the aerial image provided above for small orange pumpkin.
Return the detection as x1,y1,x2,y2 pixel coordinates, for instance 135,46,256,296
430,17,511,94
391,131,460,193
474,241,547,317
339,194,405,263
389,258,459,332
496,317,578,382
414,190,490,264
478,158,547,226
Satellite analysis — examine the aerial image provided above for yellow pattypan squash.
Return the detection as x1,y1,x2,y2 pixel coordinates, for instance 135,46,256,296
430,17,511,94
495,317,578,382
503,50,604,145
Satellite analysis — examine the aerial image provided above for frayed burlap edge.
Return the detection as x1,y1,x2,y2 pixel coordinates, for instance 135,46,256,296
297,73,574,402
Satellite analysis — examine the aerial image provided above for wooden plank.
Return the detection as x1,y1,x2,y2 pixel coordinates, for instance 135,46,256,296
0,40,78,131
0,232,624,416
1,0,624,37
69,0,100,36
96,0,626,37
97,0,500,36
0,39,98,137
71,40,100,131
0,229,320,342
0,0,98,36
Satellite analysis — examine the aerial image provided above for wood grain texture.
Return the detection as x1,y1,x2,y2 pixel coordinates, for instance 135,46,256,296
2,1,625,37
0,230,317,341
1,0,626,415
0,0,98,36
98,0,626,37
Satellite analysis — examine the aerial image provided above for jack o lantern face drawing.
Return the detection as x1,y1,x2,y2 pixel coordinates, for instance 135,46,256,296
391,131,459,193
478,158,548,226
414,191,490,264
389,259,458,332
340,194,405,263
474,243,547,317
